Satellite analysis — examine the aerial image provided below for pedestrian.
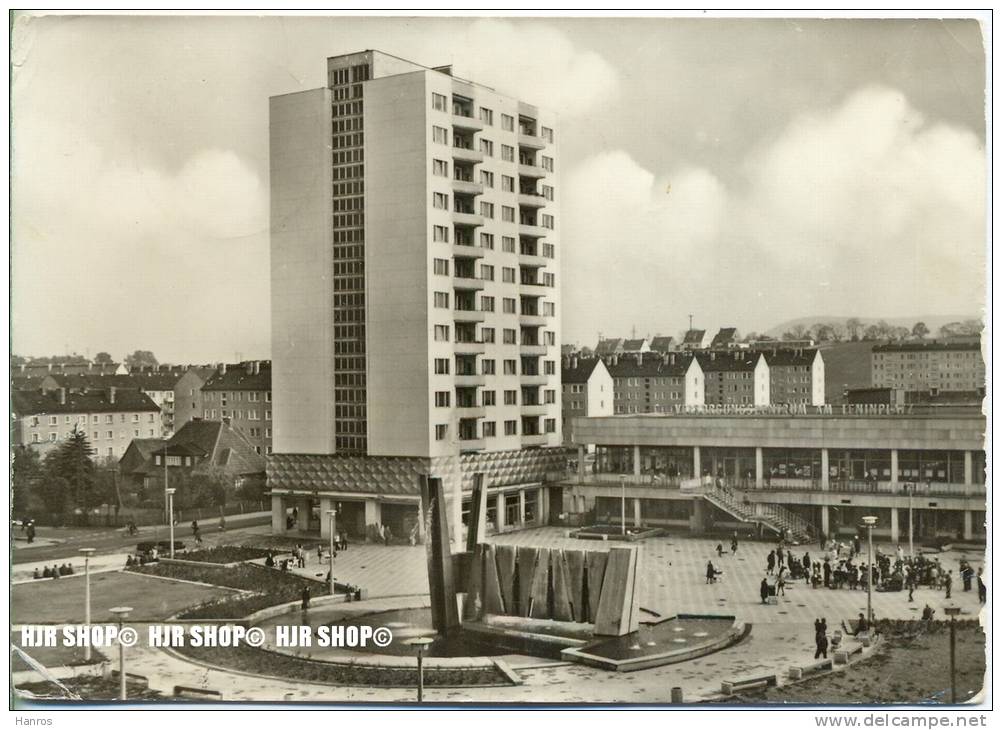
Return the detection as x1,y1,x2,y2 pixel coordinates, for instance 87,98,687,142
802,553,812,584
766,550,776,575
921,604,935,621
26,522,35,544
301,586,311,612
382,524,392,546
731,531,738,554
32,568,41,580
760,577,770,604
944,570,953,599
777,546,784,566
219,515,226,532
823,559,831,588
777,574,786,597
265,552,275,568
907,573,915,603
815,629,829,659
716,543,724,558
977,568,987,605
819,530,826,551
51,565,60,579
706,561,717,584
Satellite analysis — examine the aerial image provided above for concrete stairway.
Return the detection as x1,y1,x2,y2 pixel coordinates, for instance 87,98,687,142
703,486,814,544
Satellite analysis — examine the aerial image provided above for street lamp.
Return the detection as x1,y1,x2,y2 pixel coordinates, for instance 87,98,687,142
906,483,915,559
404,636,434,702
108,606,133,701
944,605,963,704
79,548,95,662
166,488,176,558
327,509,337,596
163,445,169,526
619,474,626,536
861,515,878,624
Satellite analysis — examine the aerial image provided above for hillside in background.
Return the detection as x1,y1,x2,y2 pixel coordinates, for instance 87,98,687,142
818,341,876,405
765,314,977,339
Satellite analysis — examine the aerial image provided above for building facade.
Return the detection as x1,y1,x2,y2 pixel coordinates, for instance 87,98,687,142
609,352,704,414
763,348,825,406
561,356,613,444
696,351,769,406
199,361,272,455
872,341,985,393
269,50,564,541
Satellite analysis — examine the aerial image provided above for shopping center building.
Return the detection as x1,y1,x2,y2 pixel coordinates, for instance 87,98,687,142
558,406,987,543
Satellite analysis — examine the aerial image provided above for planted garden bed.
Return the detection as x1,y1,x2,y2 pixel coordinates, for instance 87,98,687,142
171,546,274,565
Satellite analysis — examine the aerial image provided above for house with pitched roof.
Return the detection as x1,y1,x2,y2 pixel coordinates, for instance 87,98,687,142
680,329,711,351
649,336,676,354
608,352,705,414
763,348,825,406
710,327,739,349
695,350,769,406
621,338,650,355
561,356,613,444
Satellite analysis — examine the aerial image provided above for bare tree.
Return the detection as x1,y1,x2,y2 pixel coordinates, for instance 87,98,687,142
846,317,863,341
911,322,929,340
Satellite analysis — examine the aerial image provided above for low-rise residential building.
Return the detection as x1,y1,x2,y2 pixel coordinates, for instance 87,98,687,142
595,338,625,359
621,338,650,355
200,361,272,455
695,350,769,406
872,340,985,393
710,327,739,349
609,352,704,414
680,329,712,351
763,348,825,406
12,386,161,461
649,336,676,354
561,356,613,443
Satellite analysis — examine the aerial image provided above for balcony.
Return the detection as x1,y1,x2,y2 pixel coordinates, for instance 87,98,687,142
459,437,485,452
453,211,485,228
454,308,486,323
520,373,549,386
452,275,486,291
519,342,547,356
454,339,486,355
455,373,486,387
518,133,546,151
452,146,484,165
519,313,548,327
452,178,484,197
521,433,549,447
452,112,484,132
521,403,549,417
519,277,548,292
518,222,548,238
456,405,487,419
518,251,549,268
452,241,485,259
518,192,546,209
518,163,546,179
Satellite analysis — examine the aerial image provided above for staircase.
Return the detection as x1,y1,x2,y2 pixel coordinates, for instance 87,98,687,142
703,485,814,544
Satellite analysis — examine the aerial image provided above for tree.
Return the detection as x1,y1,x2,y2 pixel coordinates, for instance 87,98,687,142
94,351,113,363
829,323,846,342
125,350,159,368
911,322,929,339
846,318,863,341
810,323,835,342
783,324,808,341
12,447,42,517
44,427,98,511
862,325,882,341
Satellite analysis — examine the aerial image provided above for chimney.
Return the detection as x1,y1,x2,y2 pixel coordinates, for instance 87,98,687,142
109,386,116,404
57,387,66,405
710,352,716,361
19,364,24,373
219,363,227,375
636,352,642,366
255,361,261,375
612,354,619,367
245,361,254,375
571,356,578,370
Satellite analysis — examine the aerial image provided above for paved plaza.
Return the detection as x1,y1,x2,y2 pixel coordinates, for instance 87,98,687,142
11,527,987,703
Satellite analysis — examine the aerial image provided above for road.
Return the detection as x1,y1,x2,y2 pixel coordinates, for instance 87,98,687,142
11,513,271,564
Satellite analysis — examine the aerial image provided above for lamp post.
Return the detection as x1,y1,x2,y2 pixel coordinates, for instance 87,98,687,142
619,474,626,536
327,509,337,596
108,606,133,700
906,483,914,558
404,636,434,702
861,516,878,624
166,488,176,558
944,605,962,703
79,548,95,662
163,445,169,526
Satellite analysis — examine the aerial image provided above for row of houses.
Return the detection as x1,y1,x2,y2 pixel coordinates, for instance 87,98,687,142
11,360,274,461
592,328,810,357
561,348,825,441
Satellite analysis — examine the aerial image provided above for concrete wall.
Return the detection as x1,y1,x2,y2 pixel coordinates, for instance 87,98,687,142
685,358,704,407
812,350,826,406
588,360,614,418
754,354,770,407
270,88,335,455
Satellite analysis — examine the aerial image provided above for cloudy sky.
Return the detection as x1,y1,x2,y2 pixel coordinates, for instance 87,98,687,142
11,14,987,362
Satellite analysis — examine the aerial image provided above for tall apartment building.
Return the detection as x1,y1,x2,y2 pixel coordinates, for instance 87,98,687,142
269,51,564,541
872,341,985,393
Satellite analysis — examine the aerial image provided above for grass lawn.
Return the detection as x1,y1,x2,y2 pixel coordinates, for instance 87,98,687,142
11,571,237,623
729,620,986,704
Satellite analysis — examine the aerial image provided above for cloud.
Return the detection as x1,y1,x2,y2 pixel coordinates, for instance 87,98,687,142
562,86,986,345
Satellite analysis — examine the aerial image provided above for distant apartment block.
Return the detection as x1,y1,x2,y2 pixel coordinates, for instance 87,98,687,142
561,356,613,442
608,352,704,414
763,348,825,406
200,361,272,455
695,350,769,406
872,341,985,393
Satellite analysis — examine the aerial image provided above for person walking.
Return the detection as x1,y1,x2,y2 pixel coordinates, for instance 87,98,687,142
706,561,718,584
766,550,776,575
818,530,826,551
977,567,987,605
301,586,311,612
760,577,770,604
815,629,829,659
823,558,832,588
731,532,739,555
944,570,953,599
907,572,915,603
777,574,786,597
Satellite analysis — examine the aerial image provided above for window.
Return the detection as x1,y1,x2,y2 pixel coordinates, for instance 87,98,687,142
434,325,450,342
480,264,494,281
481,295,495,312
501,113,514,131
434,291,450,309
541,126,554,142
504,360,517,376
433,225,449,243
501,175,514,192
543,272,555,287
542,184,554,201
432,92,447,111
480,202,494,218
501,144,515,162
543,301,555,316
480,170,494,188
481,327,495,343
134,429,140,437
433,258,450,276
541,213,555,229
502,206,515,222
502,266,516,283
504,420,517,436
545,389,556,404
542,243,555,258
545,330,556,345
483,421,496,438
545,418,556,433
432,159,448,177
435,424,448,441
105,415,113,424
545,360,556,375
435,391,451,407
504,389,518,404
503,328,516,344
479,139,494,157
434,358,450,374
503,297,516,314
48,416,57,426
432,125,448,144
482,359,496,375
479,107,493,125
106,431,113,439
541,156,554,172
266,392,272,402
482,390,496,406
31,433,39,443
433,192,448,209
502,236,516,253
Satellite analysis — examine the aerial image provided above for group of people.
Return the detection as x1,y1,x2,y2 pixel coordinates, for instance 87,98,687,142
32,563,74,579
124,552,159,567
